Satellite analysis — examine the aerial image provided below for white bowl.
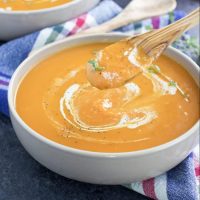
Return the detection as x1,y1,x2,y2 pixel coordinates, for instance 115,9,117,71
0,0,100,40
8,33,200,184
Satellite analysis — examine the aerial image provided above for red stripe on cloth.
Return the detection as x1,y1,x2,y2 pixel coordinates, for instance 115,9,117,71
0,79,9,86
194,154,200,177
142,178,157,200
195,166,200,177
76,17,85,27
151,16,160,29
68,14,87,35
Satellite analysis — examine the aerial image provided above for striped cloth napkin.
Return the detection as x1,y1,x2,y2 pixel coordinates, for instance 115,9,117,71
0,1,199,199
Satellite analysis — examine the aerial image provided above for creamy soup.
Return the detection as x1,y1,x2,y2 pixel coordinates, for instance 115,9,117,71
0,0,72,11
16,43,199,152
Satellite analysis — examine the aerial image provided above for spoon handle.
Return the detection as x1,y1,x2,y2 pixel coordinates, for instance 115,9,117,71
80,0,176,34
140,8,200,58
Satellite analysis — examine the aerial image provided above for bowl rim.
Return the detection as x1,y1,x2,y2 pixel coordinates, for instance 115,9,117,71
0,0,96,14
8,33,200,158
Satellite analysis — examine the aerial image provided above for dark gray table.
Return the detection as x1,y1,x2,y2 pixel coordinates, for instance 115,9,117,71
0,1,199,200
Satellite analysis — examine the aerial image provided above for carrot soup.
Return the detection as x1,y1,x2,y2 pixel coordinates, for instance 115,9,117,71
16,43,199,152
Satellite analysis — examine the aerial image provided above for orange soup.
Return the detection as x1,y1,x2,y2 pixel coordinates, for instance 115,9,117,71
16,43,199,152
0,0,72,11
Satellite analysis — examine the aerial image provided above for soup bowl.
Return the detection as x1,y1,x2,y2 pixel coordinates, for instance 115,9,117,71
0,0,100,40
8,33,200,184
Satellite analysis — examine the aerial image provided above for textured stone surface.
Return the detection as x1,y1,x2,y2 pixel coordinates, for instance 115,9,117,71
0,114,149,200
0,0,199,200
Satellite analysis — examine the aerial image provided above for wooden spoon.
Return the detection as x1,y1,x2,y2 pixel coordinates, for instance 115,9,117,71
133,7,200,60
82,0,177,34
86,8,200,90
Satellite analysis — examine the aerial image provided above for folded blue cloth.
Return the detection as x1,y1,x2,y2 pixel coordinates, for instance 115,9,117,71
0,1,199,199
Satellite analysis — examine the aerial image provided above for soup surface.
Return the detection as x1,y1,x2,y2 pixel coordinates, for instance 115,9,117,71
16,43,199,152
0,0,72,11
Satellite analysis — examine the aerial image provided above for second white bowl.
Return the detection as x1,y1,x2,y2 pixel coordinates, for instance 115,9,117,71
0,0,100,40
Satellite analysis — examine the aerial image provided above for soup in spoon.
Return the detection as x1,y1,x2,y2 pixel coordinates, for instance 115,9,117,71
0,0,72,11
86,41,153,90
16,43,199,152
86,9,199,90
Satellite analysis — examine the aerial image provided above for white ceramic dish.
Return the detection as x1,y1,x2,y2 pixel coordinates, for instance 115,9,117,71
8,33,200,184
0,0,100,40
